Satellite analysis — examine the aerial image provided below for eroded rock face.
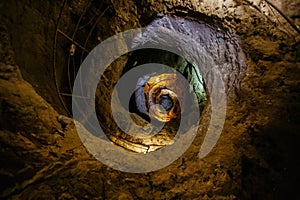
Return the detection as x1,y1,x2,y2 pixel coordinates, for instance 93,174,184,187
0,0,299,199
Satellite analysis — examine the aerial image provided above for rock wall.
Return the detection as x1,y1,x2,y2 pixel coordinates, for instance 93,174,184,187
0,0,299,199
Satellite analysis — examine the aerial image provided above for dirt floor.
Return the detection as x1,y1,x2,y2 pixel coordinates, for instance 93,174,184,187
0,0,300,199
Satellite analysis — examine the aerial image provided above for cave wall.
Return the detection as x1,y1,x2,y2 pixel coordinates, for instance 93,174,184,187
0,0,299,199
0,0,299,113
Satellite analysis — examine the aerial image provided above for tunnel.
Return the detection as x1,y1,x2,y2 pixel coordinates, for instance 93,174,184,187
0,0,299,199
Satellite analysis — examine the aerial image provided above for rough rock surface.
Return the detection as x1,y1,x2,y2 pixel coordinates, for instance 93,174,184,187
0,0,299,199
